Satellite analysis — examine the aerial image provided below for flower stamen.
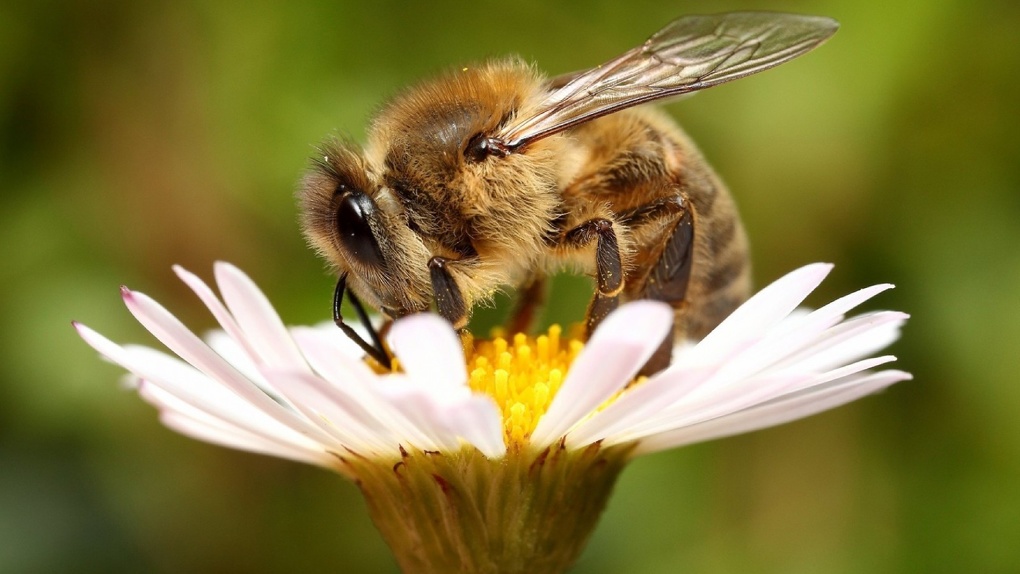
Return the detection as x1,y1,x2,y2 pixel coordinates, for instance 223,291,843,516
466,325,585,449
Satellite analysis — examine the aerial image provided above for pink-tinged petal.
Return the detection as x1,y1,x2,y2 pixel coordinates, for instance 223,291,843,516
633,370,911,455
159,410,332,467
213,262,308,371
173,265,260,364
260,369,393,455
294,326,461,453
294,321,367,359
79,322,239,412
137,380,328,465
530,301,673,449
374,377,462,452
690,263,833,365
291,327,425,447
782,355,897,394
203,330,271,392
76,323,324,454
564,363,717,449
123,343,266,408
118,288,335,445
388,314,468,392
291,327,379,385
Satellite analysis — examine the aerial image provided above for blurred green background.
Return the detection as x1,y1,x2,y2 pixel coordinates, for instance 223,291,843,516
2,0,1018,572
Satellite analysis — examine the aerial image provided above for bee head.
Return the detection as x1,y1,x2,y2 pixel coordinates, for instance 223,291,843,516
299,139,433,318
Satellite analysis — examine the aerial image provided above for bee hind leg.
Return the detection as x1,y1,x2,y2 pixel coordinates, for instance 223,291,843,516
632,204,695,376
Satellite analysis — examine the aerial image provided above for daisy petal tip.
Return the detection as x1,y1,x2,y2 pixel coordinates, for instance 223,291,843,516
805,261,835,280
212,261,248,289
171,264,196,280
72,322,103,345
804,261,834,275
71,320,92,338
892,370,914,382
212,261,232,280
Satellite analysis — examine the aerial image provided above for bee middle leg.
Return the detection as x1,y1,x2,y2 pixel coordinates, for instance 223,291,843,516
506,275,547,335
560,218,624,337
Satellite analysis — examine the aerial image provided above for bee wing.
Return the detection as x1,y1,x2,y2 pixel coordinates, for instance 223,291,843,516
503,12,838,148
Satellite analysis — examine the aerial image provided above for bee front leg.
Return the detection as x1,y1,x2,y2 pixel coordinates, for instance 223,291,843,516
333,275,392,367
562,218,624,337
428,256,469,330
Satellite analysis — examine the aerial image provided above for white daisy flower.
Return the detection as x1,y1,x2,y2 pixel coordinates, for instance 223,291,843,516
75,261,909,573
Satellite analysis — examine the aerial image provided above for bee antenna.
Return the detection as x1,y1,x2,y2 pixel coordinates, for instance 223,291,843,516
333,275,391,368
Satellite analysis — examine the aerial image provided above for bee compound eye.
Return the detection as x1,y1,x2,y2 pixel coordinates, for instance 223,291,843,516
334,190,386,269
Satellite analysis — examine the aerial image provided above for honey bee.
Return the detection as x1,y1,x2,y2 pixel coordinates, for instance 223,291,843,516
300,12,838,373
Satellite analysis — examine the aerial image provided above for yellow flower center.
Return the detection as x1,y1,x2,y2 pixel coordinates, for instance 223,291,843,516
464,325,585,450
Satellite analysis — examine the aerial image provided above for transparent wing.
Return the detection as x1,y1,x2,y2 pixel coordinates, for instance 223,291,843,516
501,12,838,148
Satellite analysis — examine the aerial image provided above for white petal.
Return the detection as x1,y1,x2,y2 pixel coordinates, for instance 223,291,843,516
530,301,673,449
291,326,379,385
203,330,273,393
689,263,832,366
564,363,717,448
295,320,367,359
709,284,894,381
443,395,507,458
771,312,907,374
388,313,468,394
213,262,308,371
769,283,893,340
633,370,911,455
601,353,894,447
604,372,813,446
